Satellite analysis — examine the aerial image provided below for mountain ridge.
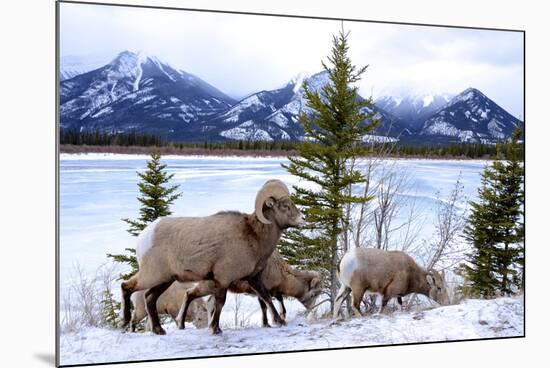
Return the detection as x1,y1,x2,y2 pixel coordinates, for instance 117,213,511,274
60,51,522,144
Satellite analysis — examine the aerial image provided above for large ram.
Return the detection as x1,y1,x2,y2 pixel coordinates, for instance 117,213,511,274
120,179,304,335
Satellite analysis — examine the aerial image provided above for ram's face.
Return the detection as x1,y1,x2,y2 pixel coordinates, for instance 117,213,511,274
427,271,450,306
298,272,323,310
268,197,305,229
191,300,209,329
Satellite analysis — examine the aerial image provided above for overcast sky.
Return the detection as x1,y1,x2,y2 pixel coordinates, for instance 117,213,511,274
60,2,524,117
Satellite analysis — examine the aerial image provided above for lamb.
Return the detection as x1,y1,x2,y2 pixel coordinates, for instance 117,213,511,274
130,282,208,331
333,248,450,319
204,251,322,327
120,179,305,335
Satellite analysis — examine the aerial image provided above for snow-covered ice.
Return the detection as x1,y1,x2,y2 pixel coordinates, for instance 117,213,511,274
59,155,487,283
59,296,523,365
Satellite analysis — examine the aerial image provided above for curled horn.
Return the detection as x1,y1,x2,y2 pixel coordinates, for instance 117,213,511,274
298,270,322,289
254,179,290,224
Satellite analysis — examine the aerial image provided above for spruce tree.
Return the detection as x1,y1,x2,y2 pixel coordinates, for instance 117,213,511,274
460,128,524,297
279,29,378,307
101,288,119,328
494,128,525,293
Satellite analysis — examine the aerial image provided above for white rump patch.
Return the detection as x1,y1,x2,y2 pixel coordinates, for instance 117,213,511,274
136,218,162,264
338,248,360,287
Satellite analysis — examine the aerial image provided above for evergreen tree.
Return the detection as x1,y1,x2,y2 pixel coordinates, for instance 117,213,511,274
101,288,120,328
279,29,378,307
460,128,524,297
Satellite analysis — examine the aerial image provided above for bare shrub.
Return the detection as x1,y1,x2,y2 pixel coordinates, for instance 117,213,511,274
60,263,121,333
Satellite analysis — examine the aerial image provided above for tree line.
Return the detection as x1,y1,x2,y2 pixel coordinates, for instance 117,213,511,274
60,128,523,160
60,129,163,147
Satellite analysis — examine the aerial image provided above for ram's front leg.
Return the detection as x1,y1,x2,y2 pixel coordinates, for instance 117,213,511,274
247,275,286,327
274,293,287,321
258,298,271,328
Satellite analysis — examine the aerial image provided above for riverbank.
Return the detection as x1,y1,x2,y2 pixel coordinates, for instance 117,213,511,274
60,144,493,160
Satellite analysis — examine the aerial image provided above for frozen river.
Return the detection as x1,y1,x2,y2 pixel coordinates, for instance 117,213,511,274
59,153,487,284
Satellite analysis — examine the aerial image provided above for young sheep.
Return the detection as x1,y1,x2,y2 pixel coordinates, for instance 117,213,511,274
203,251,322,327
333,248,450,319
120,179,305,335
130,282,208,331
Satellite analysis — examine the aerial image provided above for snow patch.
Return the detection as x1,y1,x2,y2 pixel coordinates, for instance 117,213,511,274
91,106,113,118
422,95,434,107
267,111,290,128
220,127,273,141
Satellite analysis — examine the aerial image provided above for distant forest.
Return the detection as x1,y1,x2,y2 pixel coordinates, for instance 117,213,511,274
59,129,524,160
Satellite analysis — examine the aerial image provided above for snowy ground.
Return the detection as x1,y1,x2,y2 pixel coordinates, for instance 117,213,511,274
59,297,523,366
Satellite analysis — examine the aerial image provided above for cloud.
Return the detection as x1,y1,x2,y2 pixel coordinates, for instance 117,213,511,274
59,2,523,117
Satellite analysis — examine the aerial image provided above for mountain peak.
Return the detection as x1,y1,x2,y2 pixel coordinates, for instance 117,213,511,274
421,87,521,143
109,50,165,69
289,71,310,84
111,50,138,63
453,87,485,101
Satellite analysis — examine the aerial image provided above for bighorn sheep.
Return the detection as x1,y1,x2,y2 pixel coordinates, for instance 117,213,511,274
130,282,208,331
120,179,304,335
204,251,322,327
333,248,450,319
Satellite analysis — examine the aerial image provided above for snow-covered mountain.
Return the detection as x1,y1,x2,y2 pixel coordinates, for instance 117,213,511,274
60,51,236,140
375,93,452,130
60,51,521,144
212,71,410,142
60,54,110,81
420,88,522,143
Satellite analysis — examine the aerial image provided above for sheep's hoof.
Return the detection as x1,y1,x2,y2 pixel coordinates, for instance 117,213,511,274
152,326,166,335
262,323,272,328
176,319,185,330
211,326,223,335
274,318,287,327
118,320,129,329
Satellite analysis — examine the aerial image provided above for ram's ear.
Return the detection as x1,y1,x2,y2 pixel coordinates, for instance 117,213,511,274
426,273,435,287
310,276,321,289
265,197,275,208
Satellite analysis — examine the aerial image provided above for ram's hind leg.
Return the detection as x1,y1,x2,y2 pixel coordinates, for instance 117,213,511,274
333,284,351,319
350,287,366,317
120,263,173,330
145,280,174,335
